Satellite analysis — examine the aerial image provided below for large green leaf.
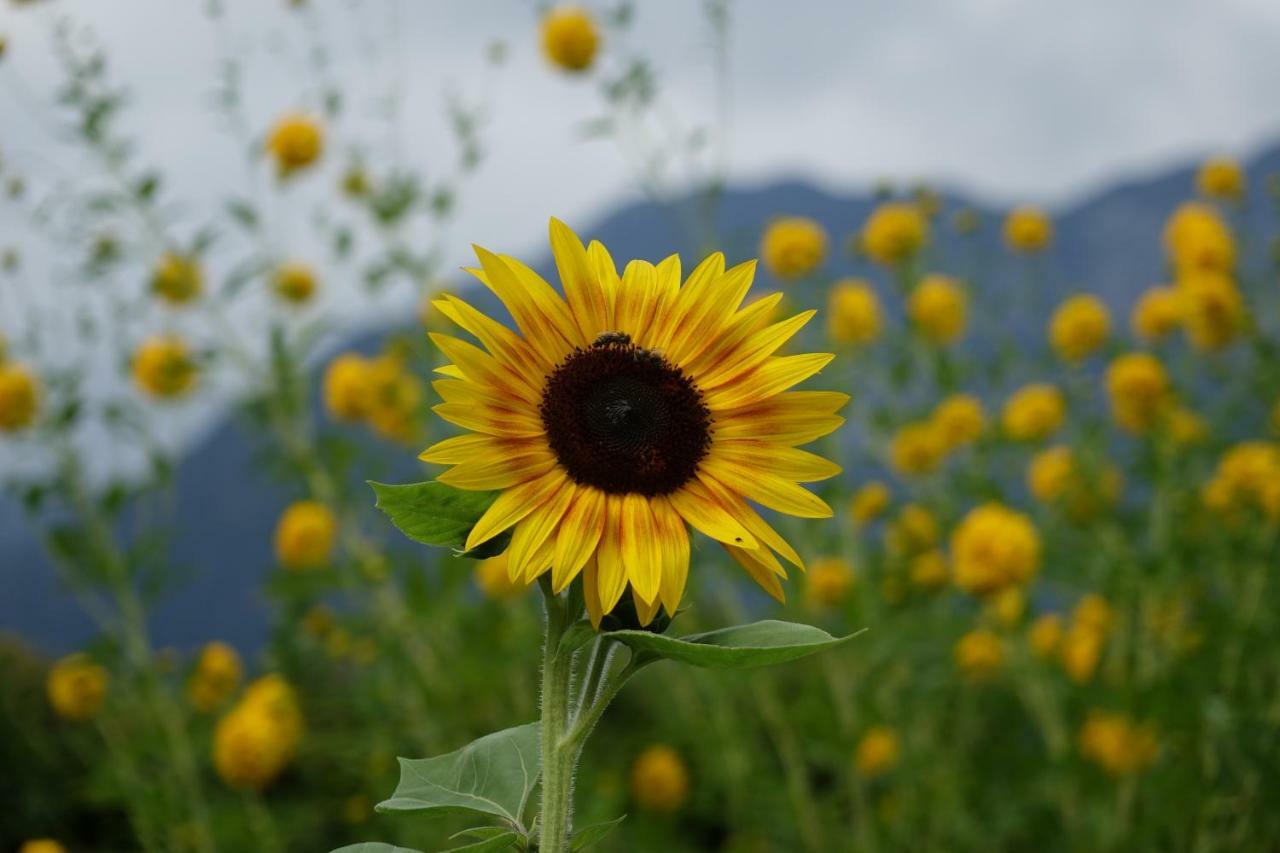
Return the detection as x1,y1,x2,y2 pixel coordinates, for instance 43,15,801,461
605,620,860,669
437,832,520,852
369,481,498,550
330,845,424,853
377,723,540,827
571,815,626,850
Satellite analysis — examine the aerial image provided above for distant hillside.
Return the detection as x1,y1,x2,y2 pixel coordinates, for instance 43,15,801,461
4,144,1278,656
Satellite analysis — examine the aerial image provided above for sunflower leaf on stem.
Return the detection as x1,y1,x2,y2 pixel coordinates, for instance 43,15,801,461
602,620,863,670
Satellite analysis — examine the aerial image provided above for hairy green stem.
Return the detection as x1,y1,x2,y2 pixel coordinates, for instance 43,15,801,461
538,583,575,853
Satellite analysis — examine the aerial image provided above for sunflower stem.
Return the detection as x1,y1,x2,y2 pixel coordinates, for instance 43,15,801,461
538,579,576,853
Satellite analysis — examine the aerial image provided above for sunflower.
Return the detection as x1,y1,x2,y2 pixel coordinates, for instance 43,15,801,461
420,219,846,627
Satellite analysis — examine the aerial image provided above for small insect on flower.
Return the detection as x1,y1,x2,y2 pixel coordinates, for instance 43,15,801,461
630,745,690,813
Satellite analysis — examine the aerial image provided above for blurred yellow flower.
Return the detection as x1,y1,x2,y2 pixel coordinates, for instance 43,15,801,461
862,202,928,266
1072,594,1114,635
955,628,1004,681
274,500,337,570
1196,156,1245,200
46,654,108,722
1001,383,1065,441
890,421,947,475
1164,202,1235,276
1167,406,1208,446
849,481,891,526
323,353,375,421
1176,271,1243,351
302,604,335,639
150,252,203,306
1027,446,1073,503
132,335,198,399
951,503,1040,596
188,641,243,714
1028,447,1120,519
475,552,530,600
1061,625,1104,683
1027,613,1063,659
806,557,854,608
990,586,1026,627
366,354,424,444
1049,294,1110,363
0,361,39,431
886,503,938,555
909,549,949,590
1204,441,1280,520
1106,352,1169,434
342,794,372,825
1130,286,1182,342
541,6,599,73
272,261,319,305
1079,712,1158,777
930,393,985,450
908,274,967,345
854,726,900,778
267,113,324,178
630,745,690,813
19,841,67,853
761,216,827,280
1003,206,1053,253
213,675,303,791
827,278,881,345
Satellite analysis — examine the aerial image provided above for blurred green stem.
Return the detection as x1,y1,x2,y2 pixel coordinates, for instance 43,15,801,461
537,581,576,853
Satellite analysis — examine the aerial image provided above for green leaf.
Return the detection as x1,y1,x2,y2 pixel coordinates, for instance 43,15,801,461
557,620,598,659
438,832,519,852
378,723,540,827
448,827,513,843
369,481,499,550
605,620,861,670
571,815,626,850
330,845,424,853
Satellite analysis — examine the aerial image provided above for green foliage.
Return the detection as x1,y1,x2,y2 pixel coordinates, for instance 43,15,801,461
605,620,860,669
370,481,499,552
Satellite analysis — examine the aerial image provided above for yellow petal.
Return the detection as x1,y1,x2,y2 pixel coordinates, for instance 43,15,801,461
701,457,833,519
550,218,610,343
552,486,606,593
725,544,787,602
652,496,690,614
615,260,660,344
586,240,621,331
434,294,549,375
654,251,725,353
620,493,661,604
465,469,567,551
698,474,805,571
704,352,835,411
429,333,540,405
684,292,783,380
668,260,756,367
471,247,578,365
418,433,493,464
507,481,577,582
631,587,662,627
667,477,757,548
594,495,629,615
437,446,556,490
698,310,816,390
582,555,604,629
713,439,843,482
433,402,544,438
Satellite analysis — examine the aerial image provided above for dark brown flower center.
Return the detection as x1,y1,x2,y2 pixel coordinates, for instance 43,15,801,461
539,334,711,496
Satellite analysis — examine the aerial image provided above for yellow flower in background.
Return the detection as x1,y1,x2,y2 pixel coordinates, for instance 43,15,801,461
274,500,337,570
1001,383,1064,441
47,654,108,722
886,503,938,555
955,628,1004,681
1164,202,1235,276
1106,352,1169,434
1167,406,1208,446
132,335,198,399
908,274,967,345
266,113,324,178
827,278,881,345
541,6,600,73
806,557,854,608
890,421,947,475
1028,613,1064,659
366,353,424,444
849,481,890,526
0,361,39,431
272,261,319,305
1130,286,1182,342
1177,271,1242,351
475,552,530,600
1049,294,1110,363
418,219,845,627
990,586,1026,627
1027,446,1073,503
1196,156,1245,200
909,549,949,590
1073,594,1113,635
1079,712,1158,777
150,252,203,306
1204,441,1280,520
323,353,375,421
761,216,827,280
854,726,900,778
930,393,985,450
861,202,928,266
19,841,67,853
188,641,243,714
630,745,690,813
213,675,303,791
1061,624,1106,683
1003,206,1053,253
951,502,1040,596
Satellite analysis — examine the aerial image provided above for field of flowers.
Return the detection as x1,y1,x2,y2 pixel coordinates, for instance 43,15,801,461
3,3,1280,852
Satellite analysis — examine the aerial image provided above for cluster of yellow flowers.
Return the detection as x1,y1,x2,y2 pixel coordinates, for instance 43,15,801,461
187,641,243,714
213,674,304,791
1105,352,1169,434
323,349,424,443
1079,711,1158,777
1202,441,1280,520
907,274,967,345
888,394,984,476
46,653,109,722
1027,446,1122,519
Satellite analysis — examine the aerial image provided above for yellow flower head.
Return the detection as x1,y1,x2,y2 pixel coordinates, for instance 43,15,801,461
1027,613,1064,659
1079,712,1158,777
475,552,531,600
541,6,600,73
266,113,324,178
630,745,690,813
854,726,900,778
761,216,827,281
272,261,319,305
890,421,947,475
19,841,68,853
861,202,928,266
1176,271,1243,351
1130,286,1182,342
989,586,1026,627
1027,445,1074,503
1164,202,1235,276
132,335,198,399
849,481,890,526
1001,383,1065,441
1049,294,1110,363
1072,594,1114,635
1196,156,1245,200
150,252,204,306
930,393,985,451
907,274,966,345
827,278,881,345
954,628,1004,681
1003,206,1053,253
886,502,938,555
366,353,424,444
274,500,337,570
323,353,375,421
419,219,845,627
950,502,1040,596
1106,352,1169,434
1167,406,1208,446
909,549,949,590
214,699,294,791
1206,441,1280,519
0,361,40,431
188,641,243,714
47,654,108,722
1061,624,1104,683
805,556,854,608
